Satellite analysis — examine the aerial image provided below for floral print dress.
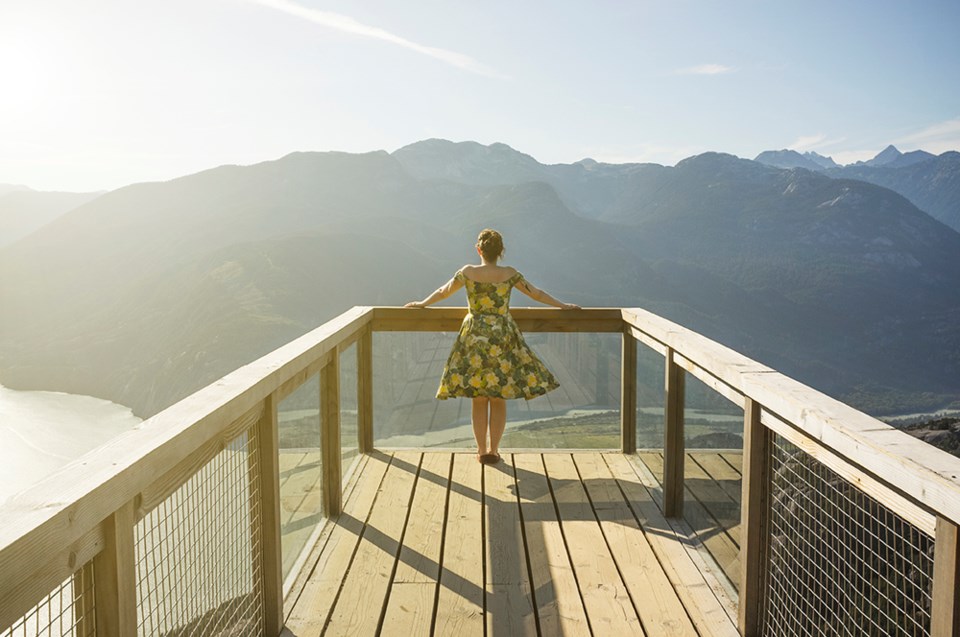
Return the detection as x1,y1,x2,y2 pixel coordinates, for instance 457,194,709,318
437,270,559,400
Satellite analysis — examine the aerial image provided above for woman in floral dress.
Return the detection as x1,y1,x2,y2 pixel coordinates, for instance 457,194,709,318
405,229,579,463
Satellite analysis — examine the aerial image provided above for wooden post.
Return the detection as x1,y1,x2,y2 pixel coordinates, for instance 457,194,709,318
93,499,137,637
738,397,769,636
663,348,685,518
620,333,637,454
321,352,342,517
932,516,960,637
255,393,284,636
357,327,374,454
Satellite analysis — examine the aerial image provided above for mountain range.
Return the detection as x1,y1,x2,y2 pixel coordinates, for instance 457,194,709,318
754,145,960,231
0,186,102,248
1,141,959,420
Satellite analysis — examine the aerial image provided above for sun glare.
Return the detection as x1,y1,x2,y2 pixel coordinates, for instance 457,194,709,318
0,27,61,120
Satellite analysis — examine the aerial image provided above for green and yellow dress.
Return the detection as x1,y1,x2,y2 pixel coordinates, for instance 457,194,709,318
437,270,559,400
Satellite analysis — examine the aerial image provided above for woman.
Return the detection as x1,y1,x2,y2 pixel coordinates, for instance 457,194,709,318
405,229,580,463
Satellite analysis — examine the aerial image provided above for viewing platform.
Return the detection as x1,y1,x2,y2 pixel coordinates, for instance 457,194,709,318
2,306,959,637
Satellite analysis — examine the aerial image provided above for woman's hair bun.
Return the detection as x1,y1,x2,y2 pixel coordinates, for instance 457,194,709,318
476,228,504,260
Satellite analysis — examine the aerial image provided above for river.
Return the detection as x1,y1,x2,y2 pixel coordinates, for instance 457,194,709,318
0,383,142,505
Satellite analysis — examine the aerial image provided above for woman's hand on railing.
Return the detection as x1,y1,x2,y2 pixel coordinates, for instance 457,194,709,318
404,301,426,308
560,303,581,310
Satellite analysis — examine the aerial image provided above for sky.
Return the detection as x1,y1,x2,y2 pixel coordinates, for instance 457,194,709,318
1,0,959,192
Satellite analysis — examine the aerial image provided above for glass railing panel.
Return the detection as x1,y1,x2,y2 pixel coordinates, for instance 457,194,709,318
373,332,621,449
635,340,665,481
277,373,322,579
682,371,744,589
339,342,359,483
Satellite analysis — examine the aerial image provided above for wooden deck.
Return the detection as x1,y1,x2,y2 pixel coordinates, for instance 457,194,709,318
282,450,740,637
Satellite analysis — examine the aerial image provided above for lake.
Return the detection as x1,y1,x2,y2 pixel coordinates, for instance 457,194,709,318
0,383,142,505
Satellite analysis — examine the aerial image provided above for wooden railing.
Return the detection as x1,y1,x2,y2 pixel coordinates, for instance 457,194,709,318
1,306,958,636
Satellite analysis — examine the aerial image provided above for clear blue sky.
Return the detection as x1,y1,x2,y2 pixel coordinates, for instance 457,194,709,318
2,0,958,191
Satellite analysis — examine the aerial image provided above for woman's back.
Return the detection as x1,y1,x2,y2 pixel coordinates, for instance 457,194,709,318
459,263,518,284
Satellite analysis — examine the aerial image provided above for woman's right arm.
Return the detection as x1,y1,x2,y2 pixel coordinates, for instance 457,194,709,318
405,273,464,308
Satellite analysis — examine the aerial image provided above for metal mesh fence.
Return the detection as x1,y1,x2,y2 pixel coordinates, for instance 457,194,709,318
764,433,934,637
134,426,263,636
1,562,96,637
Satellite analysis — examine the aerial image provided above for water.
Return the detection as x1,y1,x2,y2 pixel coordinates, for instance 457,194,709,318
0,383,142,505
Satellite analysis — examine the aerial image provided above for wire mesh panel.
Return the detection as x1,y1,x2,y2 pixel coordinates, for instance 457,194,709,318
764,434,934,637
1,562,96,637
134,427,262,636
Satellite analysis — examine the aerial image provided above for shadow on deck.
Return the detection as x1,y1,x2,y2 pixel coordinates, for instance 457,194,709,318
281,450,740,637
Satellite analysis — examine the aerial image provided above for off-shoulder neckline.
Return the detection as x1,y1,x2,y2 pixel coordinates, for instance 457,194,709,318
459,270,522,285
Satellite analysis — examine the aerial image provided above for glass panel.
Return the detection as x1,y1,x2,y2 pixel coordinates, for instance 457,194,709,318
635,340,665,481
339,342,359,483
277,373,322,579
373,332,621,449
682,371,744,589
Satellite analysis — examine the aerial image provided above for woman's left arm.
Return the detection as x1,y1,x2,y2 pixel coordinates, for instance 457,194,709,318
515,278,580,310
405,275,464,308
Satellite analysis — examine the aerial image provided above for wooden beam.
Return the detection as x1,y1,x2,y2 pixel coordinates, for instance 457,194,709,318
620,333,637,454
370,306,624,332
357,327,374,454
738,398,769,637
274,351,333,404
321,354,342,517
933,516,960,637
93,499,136,637
255,394,284,636
625,324,668,356
672,352,745,409
663,349,685,518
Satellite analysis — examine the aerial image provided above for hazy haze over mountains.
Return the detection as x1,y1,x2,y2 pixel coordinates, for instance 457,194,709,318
1,140,959,419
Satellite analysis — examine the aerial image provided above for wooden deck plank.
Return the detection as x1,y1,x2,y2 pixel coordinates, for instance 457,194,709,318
390,452,451,583
285,451,394,634
324,451,422,635
720,452,743,475
605,454,739,637
380,453,452,636
433,453,485,637
573,453,697,637
543,453,645,636
484,455,537,636
513,454,591,637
